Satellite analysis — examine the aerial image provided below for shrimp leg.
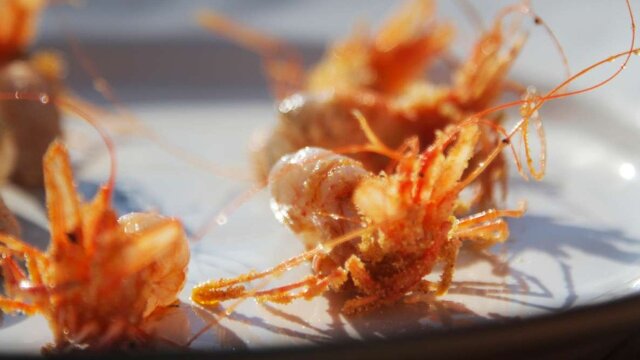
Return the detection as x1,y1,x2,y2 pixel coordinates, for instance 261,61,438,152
455,220,511,248
0,234,42,255
0,296,37,315
194,268,347,306
254,268,347,304
0,237,45,286
456,204,526,229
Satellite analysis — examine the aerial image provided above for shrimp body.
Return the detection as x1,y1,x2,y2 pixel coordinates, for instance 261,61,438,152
194,122,524,313
251,0,522,209
0,142,189,351
255,92,450,179
118,212,190,317
269,147,368,272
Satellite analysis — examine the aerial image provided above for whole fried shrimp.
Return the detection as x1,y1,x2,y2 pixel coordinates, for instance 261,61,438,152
200,0,528,209
0,141,189,352
193,115,526,314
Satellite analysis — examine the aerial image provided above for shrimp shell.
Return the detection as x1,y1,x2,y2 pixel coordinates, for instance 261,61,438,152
269,147,368,272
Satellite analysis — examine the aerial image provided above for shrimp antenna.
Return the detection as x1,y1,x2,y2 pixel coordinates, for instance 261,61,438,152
53,11,249,181
455,0,485,32
525,3,572,80
193,142,353,242
504,0,572,79
197,9,305,101
459,0,636,189
192,184,264,242
191,225,373,305
331,110,403,161
57,97,117,196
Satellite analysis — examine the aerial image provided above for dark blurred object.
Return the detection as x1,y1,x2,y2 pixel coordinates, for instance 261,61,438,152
0,0,62,187
0,195,20,237
0,59,62,187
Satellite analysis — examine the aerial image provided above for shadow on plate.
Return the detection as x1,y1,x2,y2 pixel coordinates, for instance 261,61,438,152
508,214,640,265
186,214,640,346
4,187,639,349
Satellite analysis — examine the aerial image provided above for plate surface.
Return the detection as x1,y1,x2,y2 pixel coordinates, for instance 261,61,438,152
1,0,640,355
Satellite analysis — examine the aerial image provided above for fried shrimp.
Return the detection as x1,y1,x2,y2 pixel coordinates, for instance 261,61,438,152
191,0,637,313
193,116,524,314
0,0,63,187
0,140,190,351
201,0,534,209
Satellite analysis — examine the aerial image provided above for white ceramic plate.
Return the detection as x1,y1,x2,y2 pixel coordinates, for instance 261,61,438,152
1,0,640,355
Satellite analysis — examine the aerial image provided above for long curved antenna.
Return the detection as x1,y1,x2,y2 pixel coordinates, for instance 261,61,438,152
459,0,636,189
55,12,249,182
197,9,304,101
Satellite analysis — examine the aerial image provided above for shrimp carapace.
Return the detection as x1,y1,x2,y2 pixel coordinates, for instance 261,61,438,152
0,141,189,352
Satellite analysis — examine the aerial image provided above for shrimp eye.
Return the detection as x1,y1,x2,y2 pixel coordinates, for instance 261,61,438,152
66,232,78,244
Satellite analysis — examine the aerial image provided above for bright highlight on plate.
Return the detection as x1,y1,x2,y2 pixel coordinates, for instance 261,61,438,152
619,162,636,180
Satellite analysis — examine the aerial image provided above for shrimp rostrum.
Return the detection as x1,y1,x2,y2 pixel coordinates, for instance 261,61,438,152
192,113,529,314
0,141,189,352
